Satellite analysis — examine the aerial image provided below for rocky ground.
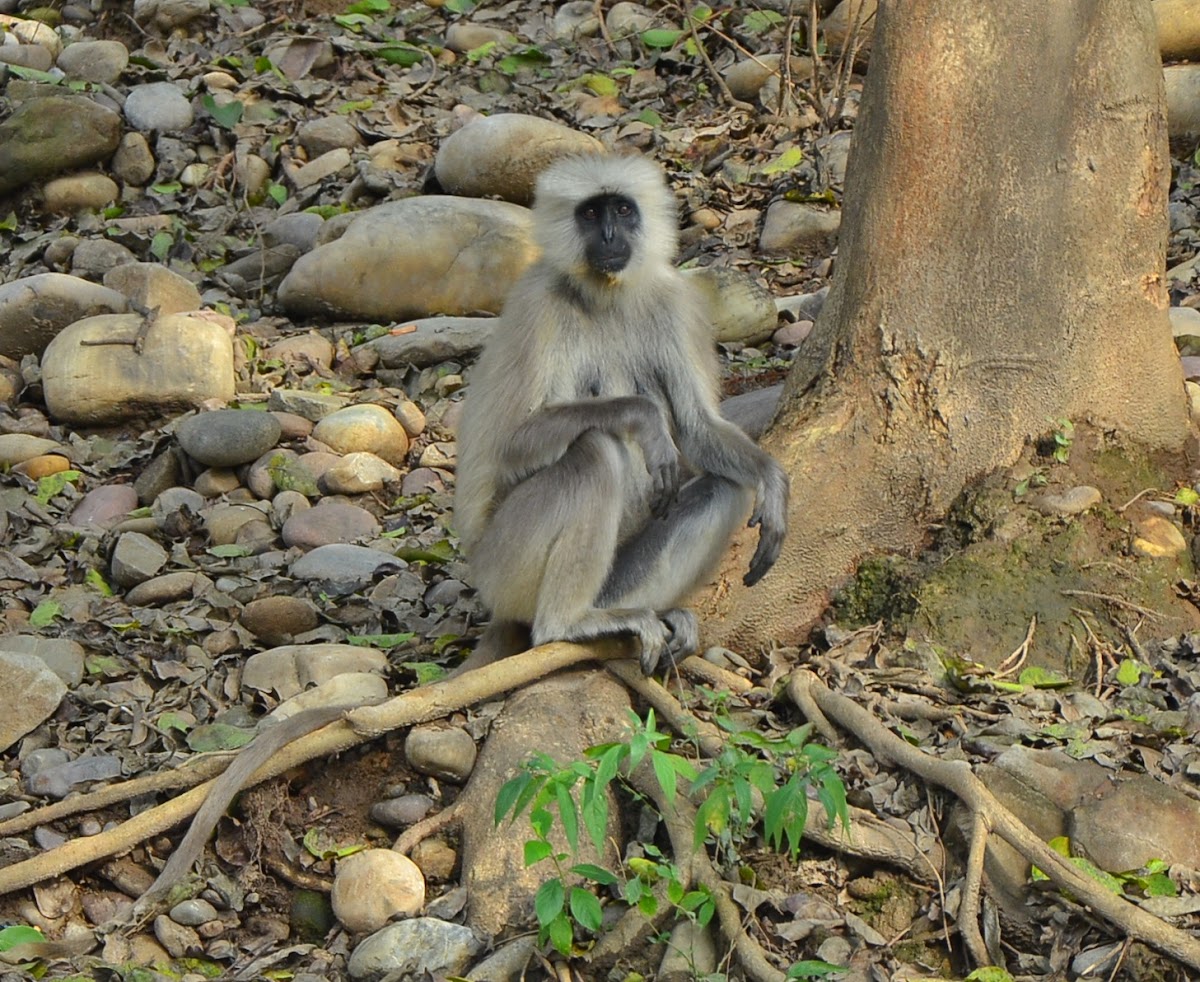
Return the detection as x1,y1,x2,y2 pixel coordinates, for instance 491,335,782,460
4,0,1200,979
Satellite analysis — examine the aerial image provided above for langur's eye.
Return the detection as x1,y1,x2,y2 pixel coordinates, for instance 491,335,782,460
616,203,632,217
582,207,597,221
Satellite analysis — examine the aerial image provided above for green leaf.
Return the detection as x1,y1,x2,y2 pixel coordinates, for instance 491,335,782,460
579,72,618,97
524,839,553,866
151,181,182,195
400,661,446,685
346,0,389,11
150,229,174,260
375,44,424,66
347,632,415,648
1115,658,1144,686
761,146,805,175
964,968,1016,982
651,748,679,804
570,863,619,886
1017,665,1070,688
641,28,683,48
495,772,532,823
29,601,62,628
742,9,783,32
637,108,663,127
498,46,552,75
85,568,113,596
185,723,255,752
787,960,847,979
35,469,80,505
0,212,17,232
156,711,191,734
547,910,573,955
554,781,580,853
202,93,244,129
0,925,45,951
333,11,372,27
534,878,565,927
267,182,288,205
1176,487,1200,507
395,539,455,564
467,41,498,62
207,544,252,558
443,0,473,11
569,887,603,932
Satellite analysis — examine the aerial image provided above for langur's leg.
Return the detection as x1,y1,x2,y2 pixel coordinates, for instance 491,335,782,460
470,430,671,666
599,475,753,670
451,620,530,676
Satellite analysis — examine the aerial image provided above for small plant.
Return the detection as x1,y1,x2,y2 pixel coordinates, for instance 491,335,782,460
1050,417,1074,463
495,710,848,956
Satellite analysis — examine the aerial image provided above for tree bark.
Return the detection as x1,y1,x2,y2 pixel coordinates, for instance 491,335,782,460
706,0,1191,649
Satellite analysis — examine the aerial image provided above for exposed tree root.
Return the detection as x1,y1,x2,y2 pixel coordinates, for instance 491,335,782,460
786,670,1200,973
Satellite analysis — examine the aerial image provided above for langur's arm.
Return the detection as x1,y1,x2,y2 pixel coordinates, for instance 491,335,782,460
669,374,789,585
501,396,679,497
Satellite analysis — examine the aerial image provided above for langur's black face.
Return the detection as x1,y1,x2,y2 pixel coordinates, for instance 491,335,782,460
575,193,641,275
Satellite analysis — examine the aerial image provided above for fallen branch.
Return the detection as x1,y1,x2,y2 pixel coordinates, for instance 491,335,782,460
0,640,629,899
786,670,1200,972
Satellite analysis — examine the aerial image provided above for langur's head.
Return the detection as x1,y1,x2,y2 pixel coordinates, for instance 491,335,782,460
532,153,680,286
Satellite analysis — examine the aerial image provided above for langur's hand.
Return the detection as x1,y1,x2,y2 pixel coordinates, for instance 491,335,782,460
642,424,680,517
744,466,788,586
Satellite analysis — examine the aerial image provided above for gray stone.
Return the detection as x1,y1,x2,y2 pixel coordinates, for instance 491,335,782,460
332,849,425,934
177,409,282,468
553,0,600,39
205,503,270,545
70,238,137,277
347,918,483,981
282,501,381,549
404,725,477,783
112,132,156,186
263,212,324,253
0,434,65,466
292,148,353,190
135,450,182,505
444,22,516,53
69,484,139,530
241,642,388,700
368,316,495,369
682,266,777,345
321,453,402,495
240,595,320,645
192,468,241,497
1071,775,1200,872
42,312,235,424
0,43,53,71
370,793,435,828
133,0,210,31
312,404,410,466
125,571,212,606
55,39,129,83
1029,485,1102,517
0,635,85,687
759,201,841,255
0,652,67,753
290,543,405,595
43,174,119,213
151,486,205,536
0,96,122,196
169,898,219,927
1166,64,1200,139
103,263,201,315
296,116,363,157
277,197,535,321
263,333,334,370
267,388,349,420
124,81,195,132
434,113,601,205
24,754,121,797
0,273,127,359
111,531,168,587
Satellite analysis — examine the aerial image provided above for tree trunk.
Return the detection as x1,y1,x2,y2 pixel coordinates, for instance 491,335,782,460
705,0,1191,650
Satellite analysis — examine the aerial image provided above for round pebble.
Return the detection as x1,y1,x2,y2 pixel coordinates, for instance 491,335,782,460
177,409,282,468
312,404,410,466
331,849,425,934
281,501,381,549
404,725,477,783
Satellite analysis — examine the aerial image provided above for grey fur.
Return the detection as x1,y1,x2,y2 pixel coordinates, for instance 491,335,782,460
454,153,788,674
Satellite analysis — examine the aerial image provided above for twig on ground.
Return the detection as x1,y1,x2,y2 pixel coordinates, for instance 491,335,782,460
786,670,1200,972
606,660,724,758
957,811,990,969
1062,589,1163,620
994,615,1035,677
677,654,754,693
393,800,465,856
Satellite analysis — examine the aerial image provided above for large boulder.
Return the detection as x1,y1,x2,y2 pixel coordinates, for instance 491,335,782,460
0,96,122,195
277,197,535,321
0,273,128,359
42,312,235,424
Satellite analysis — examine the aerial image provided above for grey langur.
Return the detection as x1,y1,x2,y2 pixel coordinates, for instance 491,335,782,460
454,153,789,674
